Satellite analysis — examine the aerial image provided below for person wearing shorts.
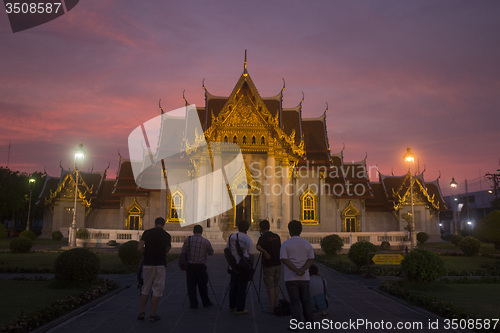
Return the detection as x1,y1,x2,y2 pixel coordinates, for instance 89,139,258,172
137,217,171,322
256,219,281,313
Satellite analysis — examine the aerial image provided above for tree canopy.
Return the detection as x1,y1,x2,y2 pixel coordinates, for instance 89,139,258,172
474,210,500,250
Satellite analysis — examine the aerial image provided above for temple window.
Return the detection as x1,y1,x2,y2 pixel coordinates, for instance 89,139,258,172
125,199,143,230
261,136,265,145
224,135,228,142
168,190,184,222
242,136,247,144
300,189,318,224
233,135,238,144
252,136,256,144
342,200,360,232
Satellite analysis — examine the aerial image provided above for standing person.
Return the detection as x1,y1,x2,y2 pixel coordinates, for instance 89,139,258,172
137,217,171,322
280,220,314,326
226,220,254,314
182,224,214,309
256,219,281,313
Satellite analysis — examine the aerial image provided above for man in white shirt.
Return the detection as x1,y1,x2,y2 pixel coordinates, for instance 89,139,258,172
226,220,254,314
280,220,314,324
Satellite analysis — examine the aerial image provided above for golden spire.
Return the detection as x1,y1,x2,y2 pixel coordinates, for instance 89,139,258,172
243,49,248,76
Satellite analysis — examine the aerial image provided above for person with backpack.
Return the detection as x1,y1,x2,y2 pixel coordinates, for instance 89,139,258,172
225,220,254,314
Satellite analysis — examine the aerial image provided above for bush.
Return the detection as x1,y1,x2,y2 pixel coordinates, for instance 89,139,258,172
0,224,7,239
19,230,36,241
474,210,500,250
118,240,142,267
54,248,100,283
380,241,391,250
320,234,344,255
459,236,481,256
52,230,64,241
450,234,464,246
348,241,379,266
76,228,90,239
416,232,429,245
401,248,445,282
9,237,33,253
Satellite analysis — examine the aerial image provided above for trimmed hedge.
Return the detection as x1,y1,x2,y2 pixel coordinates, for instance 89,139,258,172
320,234,344,255
19,230,36,241
10,237,33,253
52,230,64,241
459,236,481,256
54,248,100,283
76,228,90,239
348,241,378,267
450,234,464,246
401,248,444,282
118,240,142,267
416,232,429,245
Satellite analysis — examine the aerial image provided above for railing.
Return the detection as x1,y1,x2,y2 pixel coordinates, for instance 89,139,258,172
64,228,192,246
301,231,410,249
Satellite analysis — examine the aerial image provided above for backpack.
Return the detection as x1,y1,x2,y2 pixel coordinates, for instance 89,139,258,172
224,234,239,273
274,298,291,317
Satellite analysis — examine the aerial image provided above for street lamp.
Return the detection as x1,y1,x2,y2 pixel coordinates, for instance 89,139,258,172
26,177,35,231
467,221,472,236
450,177,458,235
403,147,416,249
69,143,85,247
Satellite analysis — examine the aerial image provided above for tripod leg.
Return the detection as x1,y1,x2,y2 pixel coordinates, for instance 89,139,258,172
247,278,264,310
208,277,219,306
219,275,231,310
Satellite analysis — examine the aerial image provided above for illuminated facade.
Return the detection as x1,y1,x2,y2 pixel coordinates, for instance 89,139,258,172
39,59,447,245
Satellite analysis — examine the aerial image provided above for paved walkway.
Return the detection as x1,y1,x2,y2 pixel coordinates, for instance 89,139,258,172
39,254,465,333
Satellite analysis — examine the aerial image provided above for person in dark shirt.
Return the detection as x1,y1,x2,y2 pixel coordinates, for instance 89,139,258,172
137,217,171,322
256,219,281,313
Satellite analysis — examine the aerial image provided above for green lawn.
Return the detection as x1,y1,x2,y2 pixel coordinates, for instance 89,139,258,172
0,238,66,250
0,279,86,326
441,255,500,272
397,281,500,319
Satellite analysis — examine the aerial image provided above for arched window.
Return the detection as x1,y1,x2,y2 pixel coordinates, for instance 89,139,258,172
224,135,228,142
300,188,318,224
233,135,238,144
242,136,247,144
342,200,360,232
168,190,184,222
252,136,256,144
125,199,144,230
261,136,265,145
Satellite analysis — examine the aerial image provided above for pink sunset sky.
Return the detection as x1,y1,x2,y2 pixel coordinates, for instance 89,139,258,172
1,0,499,196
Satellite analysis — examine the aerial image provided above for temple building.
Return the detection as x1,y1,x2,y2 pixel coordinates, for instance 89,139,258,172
38,58,447,247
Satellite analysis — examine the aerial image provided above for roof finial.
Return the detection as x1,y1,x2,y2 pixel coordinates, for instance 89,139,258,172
282,78,285,92
243,49,248,76
159,99,164,114
118,148,122,160
299,92,304,107
202,78,206,90
324,102,329,115
183,90,188,106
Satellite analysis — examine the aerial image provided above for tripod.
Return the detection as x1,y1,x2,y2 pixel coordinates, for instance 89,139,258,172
182,267,219,307
220,255,264,310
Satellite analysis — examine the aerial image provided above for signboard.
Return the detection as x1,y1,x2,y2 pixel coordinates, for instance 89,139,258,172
371,254,404,265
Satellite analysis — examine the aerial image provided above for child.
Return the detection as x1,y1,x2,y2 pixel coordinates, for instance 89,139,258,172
309,264,328,316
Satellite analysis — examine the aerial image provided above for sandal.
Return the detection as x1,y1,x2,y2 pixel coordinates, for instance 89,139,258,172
137,312,145,320
149,315,161,322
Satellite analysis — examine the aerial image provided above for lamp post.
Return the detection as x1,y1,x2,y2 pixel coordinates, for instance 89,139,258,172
69,143,85,247
450,177,458,235
26,177,35,231
403,147,416,249
467,221,472,236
